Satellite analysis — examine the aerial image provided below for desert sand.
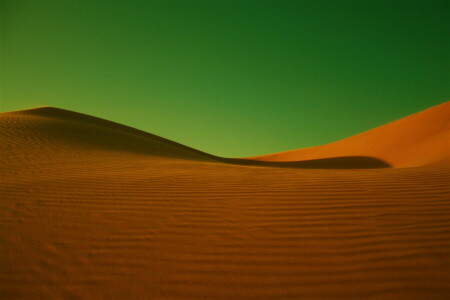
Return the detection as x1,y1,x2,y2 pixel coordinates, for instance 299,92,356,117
1,102,449,299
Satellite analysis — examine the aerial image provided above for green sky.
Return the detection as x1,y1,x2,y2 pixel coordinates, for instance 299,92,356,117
1,0,449,157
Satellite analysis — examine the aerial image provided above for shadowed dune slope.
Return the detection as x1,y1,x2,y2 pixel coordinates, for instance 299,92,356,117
4,103,449,169
249,101,450,168
1,106,392,169
230,155,392,169
1,103,449,299
0,106,218,162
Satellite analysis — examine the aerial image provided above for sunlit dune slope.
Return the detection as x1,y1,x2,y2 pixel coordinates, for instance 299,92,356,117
249,101,449,168
1,103,449,299
2,102,448,168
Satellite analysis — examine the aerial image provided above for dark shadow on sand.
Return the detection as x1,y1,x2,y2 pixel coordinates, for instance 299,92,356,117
222,156,391,169
21,108,391,169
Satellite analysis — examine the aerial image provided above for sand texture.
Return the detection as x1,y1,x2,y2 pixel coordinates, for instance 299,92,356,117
1,103,449,299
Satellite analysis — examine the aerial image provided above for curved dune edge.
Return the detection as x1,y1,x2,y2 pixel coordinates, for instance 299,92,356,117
248,101,449,168
2,106,219,162
1,103,450,299
2,101,449,169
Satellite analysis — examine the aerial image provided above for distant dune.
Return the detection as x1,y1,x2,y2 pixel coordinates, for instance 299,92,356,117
1,102,449,299
249,101,450,168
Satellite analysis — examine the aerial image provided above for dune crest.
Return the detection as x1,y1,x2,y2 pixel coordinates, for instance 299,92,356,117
249,101,449,168
3,102,449,169
1,106,218,162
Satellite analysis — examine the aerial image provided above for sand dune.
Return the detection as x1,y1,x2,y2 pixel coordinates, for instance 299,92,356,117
1,103,449,299
249,101,450,168
2,106,218,161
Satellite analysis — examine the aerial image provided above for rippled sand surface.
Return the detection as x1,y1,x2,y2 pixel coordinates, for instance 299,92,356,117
1,104,449,299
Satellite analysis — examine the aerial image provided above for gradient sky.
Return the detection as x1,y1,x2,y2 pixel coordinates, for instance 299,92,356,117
1,0,449,157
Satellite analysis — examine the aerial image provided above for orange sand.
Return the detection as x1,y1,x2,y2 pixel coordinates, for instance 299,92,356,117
1,102,449,299
249,102,450,168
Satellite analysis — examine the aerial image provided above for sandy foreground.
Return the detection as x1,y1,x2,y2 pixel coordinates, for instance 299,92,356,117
1,103,449,299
